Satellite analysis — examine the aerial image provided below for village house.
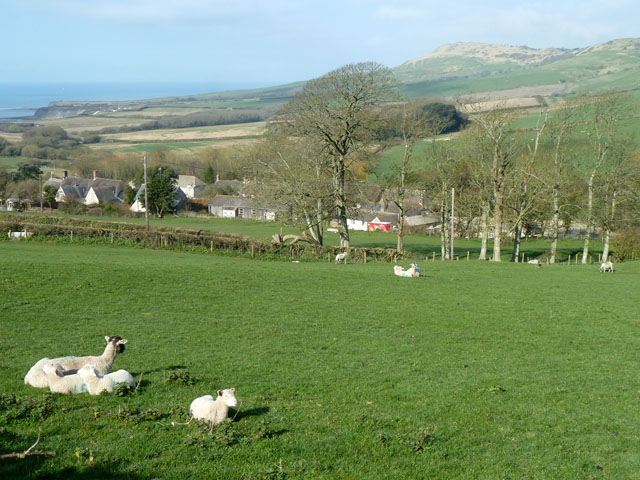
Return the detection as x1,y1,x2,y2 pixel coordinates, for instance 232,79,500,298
177,175,206,199
54,171,124,205
208,195,276,220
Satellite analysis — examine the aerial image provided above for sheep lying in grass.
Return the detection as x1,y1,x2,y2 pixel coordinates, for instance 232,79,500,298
78,365,136,395
42,363,90,394
24,336,128,388
335,252,348,264
600,261,614,273
189,388,238,426
393,263,420,278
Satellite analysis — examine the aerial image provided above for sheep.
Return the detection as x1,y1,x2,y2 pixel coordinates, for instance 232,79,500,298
335,252,348,264
24,336,128,388
411,262,422,276
393,264,419,278
42,363,90,394
77,365,136,395
600,261,614,273
189,388,238,426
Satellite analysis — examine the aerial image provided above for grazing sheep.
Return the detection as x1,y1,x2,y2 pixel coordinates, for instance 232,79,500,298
24,336,128,388
528,259,540,265
189,388,238,426
42,363,90,394
600,261,614,273
335,252,348,264
394,264,419,278
78,365,136,395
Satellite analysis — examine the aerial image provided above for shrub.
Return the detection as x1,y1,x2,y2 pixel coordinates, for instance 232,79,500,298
613,228,640,261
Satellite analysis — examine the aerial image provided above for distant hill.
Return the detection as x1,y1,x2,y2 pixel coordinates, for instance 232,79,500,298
27,38,640,123
393,38,640,100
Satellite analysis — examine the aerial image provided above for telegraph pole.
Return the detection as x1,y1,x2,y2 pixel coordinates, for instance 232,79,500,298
450,187,454,260
143,155,149,233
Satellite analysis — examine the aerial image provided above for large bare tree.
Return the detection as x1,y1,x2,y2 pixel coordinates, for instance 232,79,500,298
275,62,397,247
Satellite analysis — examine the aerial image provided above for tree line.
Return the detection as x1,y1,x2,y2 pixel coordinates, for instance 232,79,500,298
248,62,640,262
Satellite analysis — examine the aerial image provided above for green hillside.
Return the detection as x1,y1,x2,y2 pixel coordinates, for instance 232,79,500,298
395,38,640,99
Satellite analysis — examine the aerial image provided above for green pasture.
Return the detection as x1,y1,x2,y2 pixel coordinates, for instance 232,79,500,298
1,241,638,479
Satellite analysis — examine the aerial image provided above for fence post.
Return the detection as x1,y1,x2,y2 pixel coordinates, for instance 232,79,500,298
432,251,436,262
467,251,470,261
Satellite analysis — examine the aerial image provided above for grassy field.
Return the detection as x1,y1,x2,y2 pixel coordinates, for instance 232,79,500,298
1,240,638,479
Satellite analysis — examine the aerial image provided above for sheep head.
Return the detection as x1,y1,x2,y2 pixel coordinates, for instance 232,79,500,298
105,336,128,354
217,388,238,407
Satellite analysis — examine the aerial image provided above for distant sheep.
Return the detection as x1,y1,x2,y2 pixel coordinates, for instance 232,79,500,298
394,264,420,278
335,252,348,264
189,388,238,426
24,336,128,388
42,363,89,394
600,261,614,273
78,365,136,395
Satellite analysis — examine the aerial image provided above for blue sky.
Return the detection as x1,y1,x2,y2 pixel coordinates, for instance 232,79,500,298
1,0,638,86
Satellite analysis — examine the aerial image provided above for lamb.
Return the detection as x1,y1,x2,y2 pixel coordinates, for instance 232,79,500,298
42,363,90,394
335,252,348,264
77,365,136,395
189,388,238,426
600,261,614,273
393,264,420,278
24,336,128,388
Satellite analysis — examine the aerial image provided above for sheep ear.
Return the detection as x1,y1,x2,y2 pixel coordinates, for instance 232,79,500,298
105,336,110,342
217,390,223,396
231,388,235,392
119,339,128,345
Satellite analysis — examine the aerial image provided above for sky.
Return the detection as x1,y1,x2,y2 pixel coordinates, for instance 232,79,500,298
1,0,638,87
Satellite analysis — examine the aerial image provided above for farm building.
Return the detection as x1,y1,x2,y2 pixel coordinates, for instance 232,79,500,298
208,195,276,220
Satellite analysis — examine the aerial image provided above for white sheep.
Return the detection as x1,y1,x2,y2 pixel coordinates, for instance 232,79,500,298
600,261,614,273
24,336,128,388
335,252,348,264
42,363,90,394
78,365,136,395
189,388,238,426
393,264,419,278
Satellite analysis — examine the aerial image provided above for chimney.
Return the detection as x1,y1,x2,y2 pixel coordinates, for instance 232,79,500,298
63,170,68,178
93,170,98,180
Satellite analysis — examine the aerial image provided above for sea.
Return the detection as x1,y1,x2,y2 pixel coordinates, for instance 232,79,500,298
0,81,265,120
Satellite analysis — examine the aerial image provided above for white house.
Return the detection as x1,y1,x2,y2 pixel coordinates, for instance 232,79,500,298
177,175,206,199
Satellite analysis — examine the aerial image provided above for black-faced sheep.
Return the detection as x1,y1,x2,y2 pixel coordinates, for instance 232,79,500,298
189,388,238,426
24,336,128,388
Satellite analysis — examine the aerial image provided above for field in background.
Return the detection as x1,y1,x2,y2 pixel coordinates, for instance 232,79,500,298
1,241,638,479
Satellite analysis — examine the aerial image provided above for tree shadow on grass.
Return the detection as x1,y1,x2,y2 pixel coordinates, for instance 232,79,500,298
1,458,147,480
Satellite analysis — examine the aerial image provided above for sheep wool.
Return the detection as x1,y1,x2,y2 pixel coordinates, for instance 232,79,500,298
24,335,128,388
78,365,136,395
42,363,90,394
189,388,238,426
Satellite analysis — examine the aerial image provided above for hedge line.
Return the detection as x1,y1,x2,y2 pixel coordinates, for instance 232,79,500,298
0,214,410,263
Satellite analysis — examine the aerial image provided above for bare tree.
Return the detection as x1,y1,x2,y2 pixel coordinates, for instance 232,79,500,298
275,62,397,247
575,93,625,264
506,111,547,262
249,133,332,245
464,102,517,261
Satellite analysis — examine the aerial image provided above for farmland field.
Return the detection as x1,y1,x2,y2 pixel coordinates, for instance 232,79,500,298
1,240,638,479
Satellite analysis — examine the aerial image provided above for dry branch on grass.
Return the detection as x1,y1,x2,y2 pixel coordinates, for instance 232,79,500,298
0,430,56,460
